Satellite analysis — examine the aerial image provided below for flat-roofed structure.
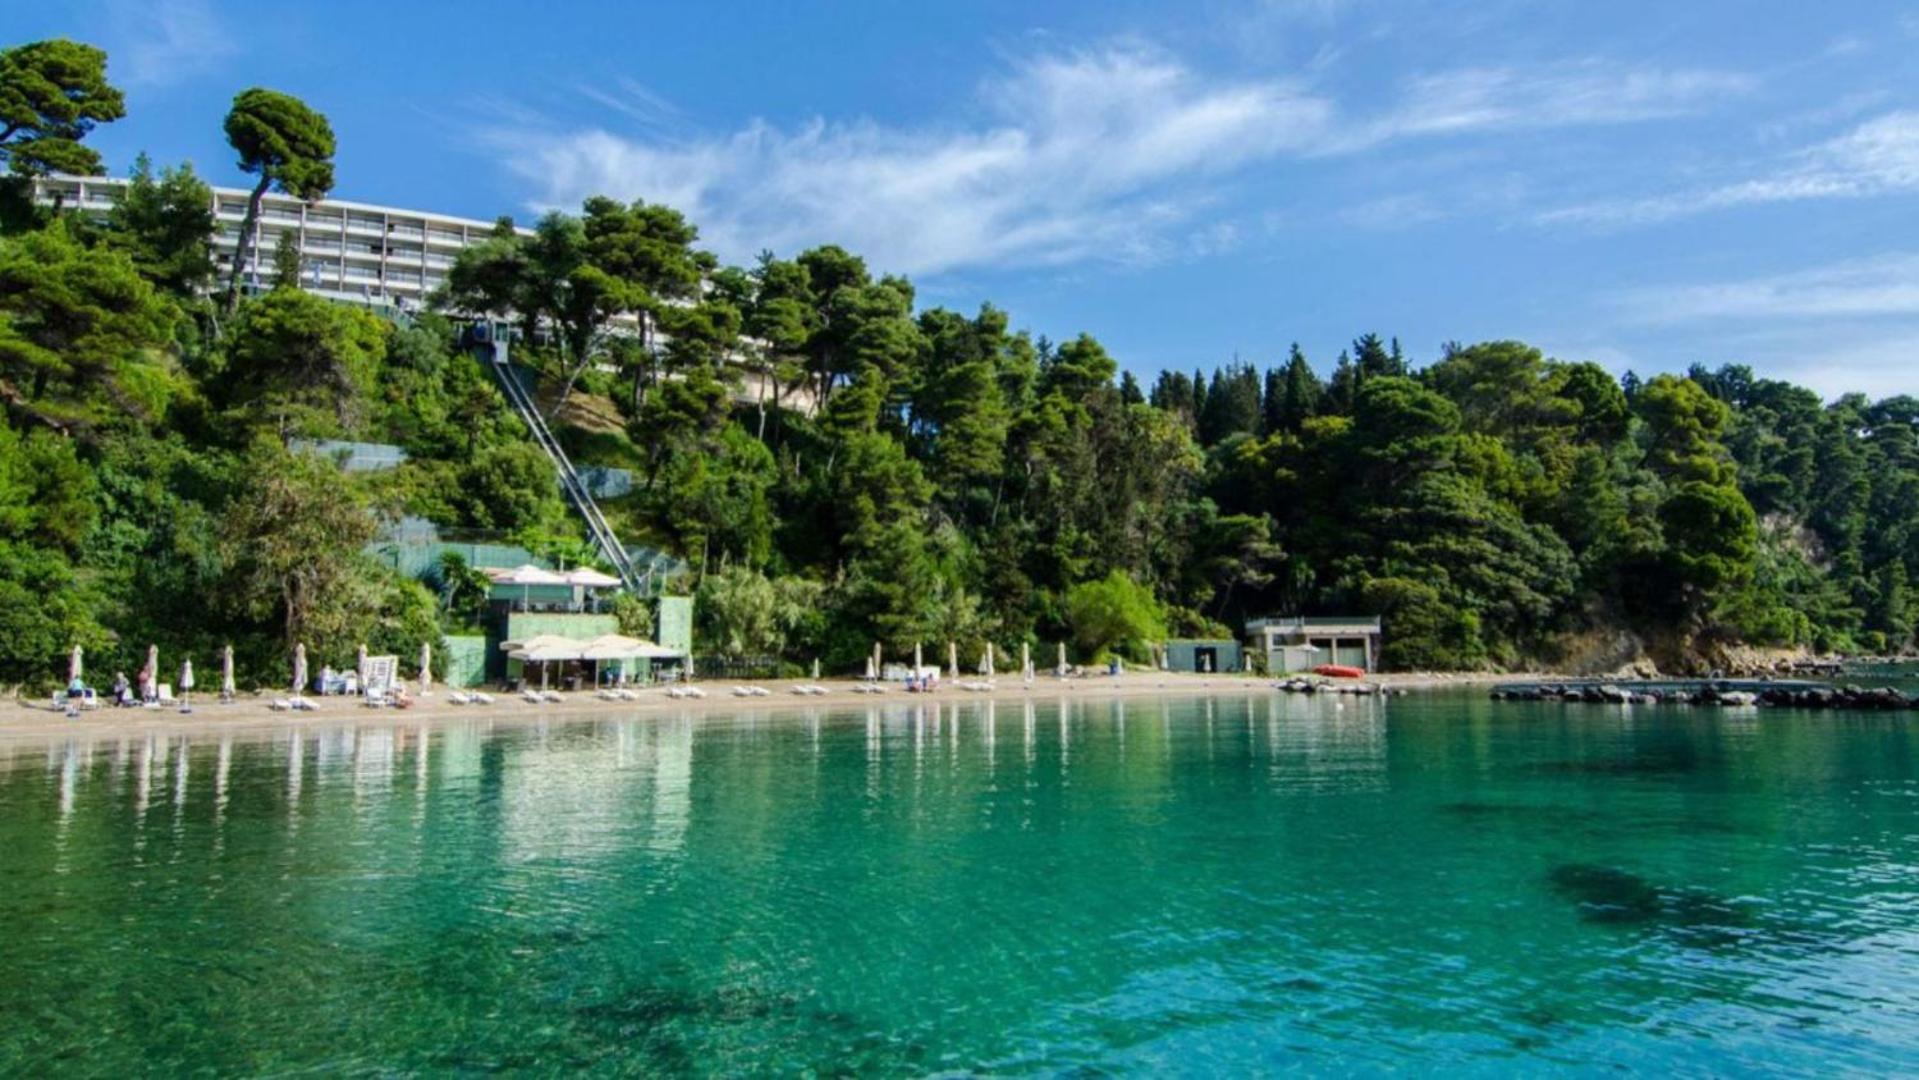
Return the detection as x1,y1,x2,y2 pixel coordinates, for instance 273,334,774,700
1247,616,1383,673
33,174,821,414
35,172,509,310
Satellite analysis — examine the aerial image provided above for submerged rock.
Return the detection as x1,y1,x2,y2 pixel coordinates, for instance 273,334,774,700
1546,863,1757,946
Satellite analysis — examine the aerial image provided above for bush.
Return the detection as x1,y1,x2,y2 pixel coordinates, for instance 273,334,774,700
1063,571,1166,663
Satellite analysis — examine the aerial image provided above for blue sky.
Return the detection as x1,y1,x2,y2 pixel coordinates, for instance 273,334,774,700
9,1,1919,397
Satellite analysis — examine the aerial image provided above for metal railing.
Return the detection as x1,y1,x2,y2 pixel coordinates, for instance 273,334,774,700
471,326,649,595
1247,616,1382,633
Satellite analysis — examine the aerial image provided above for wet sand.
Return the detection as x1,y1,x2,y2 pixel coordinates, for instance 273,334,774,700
0,671,1541,743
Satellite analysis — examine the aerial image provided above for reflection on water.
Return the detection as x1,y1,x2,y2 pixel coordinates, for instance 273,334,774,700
2,692,1918,1074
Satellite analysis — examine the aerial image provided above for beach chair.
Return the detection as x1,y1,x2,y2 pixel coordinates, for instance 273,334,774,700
447,691,472,705
521,689,543,704
291,696,318,711
732,686,753,697
541,690,563,703
472,692,495,705
269,698,291,711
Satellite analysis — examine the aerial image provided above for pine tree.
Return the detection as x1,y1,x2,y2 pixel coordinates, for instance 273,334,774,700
270,230,302,290
1275,344,1322,432
1325,351,1358,415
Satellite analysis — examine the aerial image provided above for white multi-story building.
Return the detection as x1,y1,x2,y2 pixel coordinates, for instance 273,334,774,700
34,173,819,413
35,172,513,309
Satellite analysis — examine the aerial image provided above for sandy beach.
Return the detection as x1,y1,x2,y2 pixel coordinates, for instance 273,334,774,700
0,671,1542,743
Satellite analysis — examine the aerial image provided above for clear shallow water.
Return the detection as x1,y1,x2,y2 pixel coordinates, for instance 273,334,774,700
2,693,1917,1075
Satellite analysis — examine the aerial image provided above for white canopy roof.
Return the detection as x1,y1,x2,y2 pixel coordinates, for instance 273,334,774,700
485,564,568,586
502,633,684,662
563,568,623,588
582,633,682,659
501,634,584,661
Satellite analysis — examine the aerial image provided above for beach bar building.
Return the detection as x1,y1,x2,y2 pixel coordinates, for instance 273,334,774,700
1246,616,1383,673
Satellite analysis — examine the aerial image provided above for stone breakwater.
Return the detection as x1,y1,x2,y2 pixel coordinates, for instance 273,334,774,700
1492,681,1917,711
1272,678,1411,697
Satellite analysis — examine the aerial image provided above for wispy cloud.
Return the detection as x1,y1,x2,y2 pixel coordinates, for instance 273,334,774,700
1337,193,1446,229
1543,110,1919,227
1330,62,1753,151
106,0,238,88
1618,252,1919,324
486,46,1749,275
571,77,682,130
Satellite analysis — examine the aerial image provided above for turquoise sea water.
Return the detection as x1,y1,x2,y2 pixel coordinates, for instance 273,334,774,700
2,691,1917,1074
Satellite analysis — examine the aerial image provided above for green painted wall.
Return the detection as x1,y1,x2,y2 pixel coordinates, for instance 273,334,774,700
443,635,488,688
657,597,693,654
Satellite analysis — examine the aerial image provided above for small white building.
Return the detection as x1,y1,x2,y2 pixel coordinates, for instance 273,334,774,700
1246,616,1383,673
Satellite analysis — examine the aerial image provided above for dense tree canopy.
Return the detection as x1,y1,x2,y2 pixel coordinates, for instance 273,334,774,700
0,39,124,178
2,34,1917,691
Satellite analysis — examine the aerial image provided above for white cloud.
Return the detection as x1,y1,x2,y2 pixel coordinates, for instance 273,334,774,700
1337,192,1446,229
1543,110,1919,227
1619,253,1919,324
1772,330,1919,399
1611,254,1919,398
1332,62,1752,151
488,47,1749,275
107,0,238,88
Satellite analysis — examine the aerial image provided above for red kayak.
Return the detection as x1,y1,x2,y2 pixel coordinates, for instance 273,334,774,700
1313,664,1366,679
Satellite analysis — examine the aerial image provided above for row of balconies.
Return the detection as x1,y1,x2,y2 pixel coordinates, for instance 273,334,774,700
216,203,473,248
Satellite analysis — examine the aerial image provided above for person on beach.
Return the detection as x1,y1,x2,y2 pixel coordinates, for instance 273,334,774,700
111,671,128,706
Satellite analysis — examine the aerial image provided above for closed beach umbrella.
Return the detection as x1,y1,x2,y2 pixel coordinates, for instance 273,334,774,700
222,645,235,699
356,643,368,686
419,642,433,693
145,644,158,694
811,657,820,680
914,642,922,674
948,641,958,679
69,645,83,683
1021,641,1031,679
1057,642,1066,674
293,642,308,693
982,644,994,677
179,660,194,708
864,654,876,681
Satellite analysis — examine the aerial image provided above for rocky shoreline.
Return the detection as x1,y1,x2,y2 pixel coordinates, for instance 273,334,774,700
1491,680,1917,711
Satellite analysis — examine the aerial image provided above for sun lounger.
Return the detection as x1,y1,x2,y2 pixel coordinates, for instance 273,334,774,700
615,688,639,700
269,698,291,711
732,686,753,697
521,689,543,704
447,691,471,705
291,696,318,711
472,692,495,705
542,690,563,703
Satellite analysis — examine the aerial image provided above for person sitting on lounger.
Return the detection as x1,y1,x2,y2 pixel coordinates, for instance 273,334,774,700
111,671,129,706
